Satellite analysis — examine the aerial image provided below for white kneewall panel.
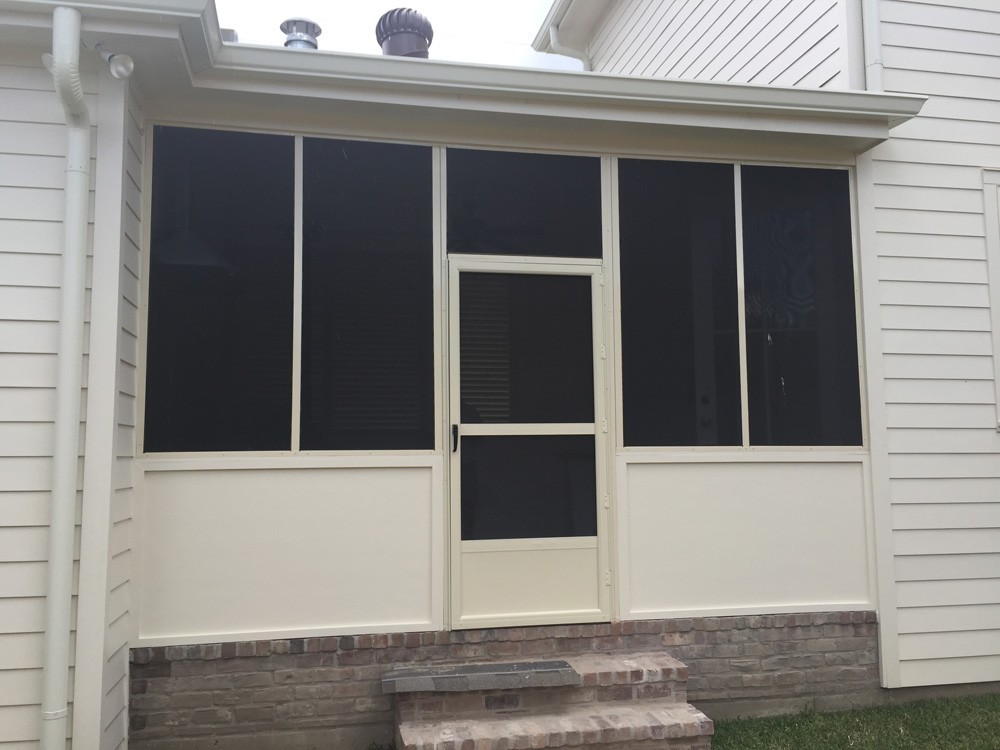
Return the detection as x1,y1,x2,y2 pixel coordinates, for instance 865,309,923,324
136,463,443,644
621,460,871,617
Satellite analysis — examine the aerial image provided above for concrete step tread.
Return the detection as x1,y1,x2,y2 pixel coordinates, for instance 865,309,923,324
385,652,689,695
398,700,713,750
384,659,579,693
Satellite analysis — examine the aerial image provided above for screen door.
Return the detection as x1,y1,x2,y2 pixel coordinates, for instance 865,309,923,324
449,256,609,628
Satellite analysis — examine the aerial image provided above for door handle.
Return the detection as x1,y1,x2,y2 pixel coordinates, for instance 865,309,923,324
452,424,459,453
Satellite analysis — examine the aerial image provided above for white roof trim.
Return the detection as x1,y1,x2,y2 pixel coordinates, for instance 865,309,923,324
1,0,924,151
204,45,923,136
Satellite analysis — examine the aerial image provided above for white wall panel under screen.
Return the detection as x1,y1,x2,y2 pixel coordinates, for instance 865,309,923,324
136,462,443,644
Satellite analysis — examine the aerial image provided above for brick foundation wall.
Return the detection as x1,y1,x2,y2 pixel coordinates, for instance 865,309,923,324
127,611,990,749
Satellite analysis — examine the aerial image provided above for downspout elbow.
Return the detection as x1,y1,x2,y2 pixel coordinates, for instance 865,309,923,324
51,7,90,130
549,24,591,71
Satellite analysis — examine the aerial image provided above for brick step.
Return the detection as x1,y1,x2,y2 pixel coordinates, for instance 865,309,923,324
396,699,713,750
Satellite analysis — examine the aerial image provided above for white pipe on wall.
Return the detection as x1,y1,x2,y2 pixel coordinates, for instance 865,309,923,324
861,0,884,91
42,7,91,749
549,24,591,71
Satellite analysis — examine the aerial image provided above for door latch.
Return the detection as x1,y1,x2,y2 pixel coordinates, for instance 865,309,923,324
452,424,459,453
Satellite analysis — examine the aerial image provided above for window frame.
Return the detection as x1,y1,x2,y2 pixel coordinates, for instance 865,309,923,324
137,126,867,459
611,157,868,453
137,126,444,458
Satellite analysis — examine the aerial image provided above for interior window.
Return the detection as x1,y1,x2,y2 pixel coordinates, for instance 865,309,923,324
145,126,294,452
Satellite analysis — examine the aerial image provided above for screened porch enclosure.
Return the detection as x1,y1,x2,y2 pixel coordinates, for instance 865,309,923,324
145,128,861,458
140,125,867,633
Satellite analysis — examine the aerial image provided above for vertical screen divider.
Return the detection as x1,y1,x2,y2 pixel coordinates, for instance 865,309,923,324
734,163,750,448
434,146,445,454
291,136,304,453
608,156,624,452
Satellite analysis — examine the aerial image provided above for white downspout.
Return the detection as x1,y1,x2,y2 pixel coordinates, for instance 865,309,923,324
861,0,883,91
549,24,591,71
42,7,91,749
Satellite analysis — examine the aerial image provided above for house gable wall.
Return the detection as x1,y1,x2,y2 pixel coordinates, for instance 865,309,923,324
13,1,1000,745
0,38,139,749
587,0,850,88
0,46,97,747
869,0,1000,688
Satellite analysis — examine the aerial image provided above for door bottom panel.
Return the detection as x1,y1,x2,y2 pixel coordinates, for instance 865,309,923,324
456,540,602,628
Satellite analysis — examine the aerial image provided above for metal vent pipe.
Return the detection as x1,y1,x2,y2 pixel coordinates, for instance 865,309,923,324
281,18,322,49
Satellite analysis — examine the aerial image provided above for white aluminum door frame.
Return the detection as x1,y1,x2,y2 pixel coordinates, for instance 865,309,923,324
447,254,611,628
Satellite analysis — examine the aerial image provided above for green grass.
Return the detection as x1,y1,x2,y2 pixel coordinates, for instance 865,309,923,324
711,694,1000,750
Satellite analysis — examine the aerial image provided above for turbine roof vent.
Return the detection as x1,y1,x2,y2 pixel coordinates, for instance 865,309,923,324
375,8,433,58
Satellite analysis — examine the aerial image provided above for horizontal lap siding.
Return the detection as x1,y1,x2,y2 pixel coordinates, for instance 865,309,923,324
0,56,96,745
875,0,1000,687
589,0,847,88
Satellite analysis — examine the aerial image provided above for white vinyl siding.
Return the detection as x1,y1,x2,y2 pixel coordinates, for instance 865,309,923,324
0,53,96,747
588,0,848,88
71,73,141,750
101,87,142,750
873,0,1000,688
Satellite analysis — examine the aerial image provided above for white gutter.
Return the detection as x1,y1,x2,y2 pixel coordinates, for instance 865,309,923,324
42,6,91,750
548,24,591,71
861,0,883,91
208,45,924,126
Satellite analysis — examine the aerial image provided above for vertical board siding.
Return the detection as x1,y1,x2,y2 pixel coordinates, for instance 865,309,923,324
589,0,848,88
0,56,97,746
875,0,1000,687
102,86,142,750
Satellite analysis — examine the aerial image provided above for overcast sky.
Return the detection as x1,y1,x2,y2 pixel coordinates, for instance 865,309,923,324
214,0,582,69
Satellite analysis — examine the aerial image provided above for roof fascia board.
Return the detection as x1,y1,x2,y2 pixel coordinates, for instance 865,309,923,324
177,1,218,72
207,45,924,135
0,0,209,18
0,0,923,149
0,0,218,69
